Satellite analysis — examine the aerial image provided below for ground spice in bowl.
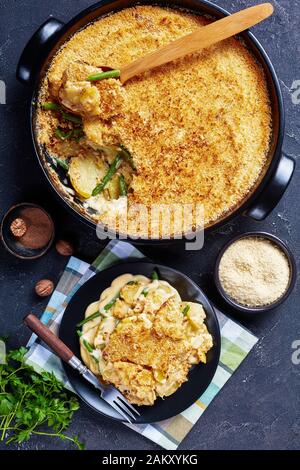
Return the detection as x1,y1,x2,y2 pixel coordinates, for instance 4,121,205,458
15,207,53,249
1,203,54,259
217,235,293,309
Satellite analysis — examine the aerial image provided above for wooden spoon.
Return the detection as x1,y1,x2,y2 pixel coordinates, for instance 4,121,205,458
94,3,273,85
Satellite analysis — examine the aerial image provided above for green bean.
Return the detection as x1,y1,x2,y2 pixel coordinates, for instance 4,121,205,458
151,270,159,281
119,144,136,170
92,154,123,196
103,295,119,312
72,128,83,135
42,102,82,124
77,311,102,327
53,156,69,171
72,128,84,142
61,111,82,124
55,128,73,141
83,339,94,353
42,102,61,111
182,305,190,316
87,69,121,81
119,174,127,196
76,329,83,337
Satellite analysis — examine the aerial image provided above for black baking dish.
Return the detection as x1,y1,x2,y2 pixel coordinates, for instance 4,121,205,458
17,0,295,243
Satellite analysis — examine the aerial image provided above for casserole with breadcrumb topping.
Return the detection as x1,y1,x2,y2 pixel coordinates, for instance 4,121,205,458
36,5,271,238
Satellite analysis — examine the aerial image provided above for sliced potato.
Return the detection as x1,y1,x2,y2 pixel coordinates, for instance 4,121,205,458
112,299,130,319
69,154,107,198
53,62,102,106
119,282,144,306
83,119,106,148
59,80,101,116
185,302,206,329
83,119,119,149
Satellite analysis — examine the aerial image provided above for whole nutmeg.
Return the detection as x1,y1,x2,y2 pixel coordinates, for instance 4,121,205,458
55,239,74,256
35,279,54,297
10,218,27,238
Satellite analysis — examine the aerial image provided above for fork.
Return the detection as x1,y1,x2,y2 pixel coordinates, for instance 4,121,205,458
23,313,140,423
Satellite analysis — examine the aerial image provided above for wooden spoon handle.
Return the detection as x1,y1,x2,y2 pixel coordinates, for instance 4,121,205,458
24,313,74,363
120,3,273,84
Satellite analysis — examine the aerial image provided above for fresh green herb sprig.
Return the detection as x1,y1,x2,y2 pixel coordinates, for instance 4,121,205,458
0,346,83,449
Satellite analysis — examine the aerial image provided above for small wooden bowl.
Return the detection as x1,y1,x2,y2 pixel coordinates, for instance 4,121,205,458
214,231,297,315
1,203,55,259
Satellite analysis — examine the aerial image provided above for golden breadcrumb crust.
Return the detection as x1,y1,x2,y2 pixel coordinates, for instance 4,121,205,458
37,5,271,237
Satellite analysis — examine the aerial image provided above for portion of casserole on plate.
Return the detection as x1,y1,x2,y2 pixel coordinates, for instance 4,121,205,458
36,5,271,237
78,273,213,405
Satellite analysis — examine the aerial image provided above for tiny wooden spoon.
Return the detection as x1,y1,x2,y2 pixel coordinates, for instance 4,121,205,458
94,3,273,85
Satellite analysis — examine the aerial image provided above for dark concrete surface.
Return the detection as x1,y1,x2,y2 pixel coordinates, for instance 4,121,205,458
0,0,299,451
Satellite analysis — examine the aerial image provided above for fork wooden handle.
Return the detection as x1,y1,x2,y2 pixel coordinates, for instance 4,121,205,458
120,3,274,83
24,313,74,363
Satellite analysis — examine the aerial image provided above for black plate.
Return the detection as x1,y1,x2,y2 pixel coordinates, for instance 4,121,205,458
59,261,221,423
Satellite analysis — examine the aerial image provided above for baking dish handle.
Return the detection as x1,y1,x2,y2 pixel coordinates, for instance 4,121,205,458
16,17,65,86
244,153,295,221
